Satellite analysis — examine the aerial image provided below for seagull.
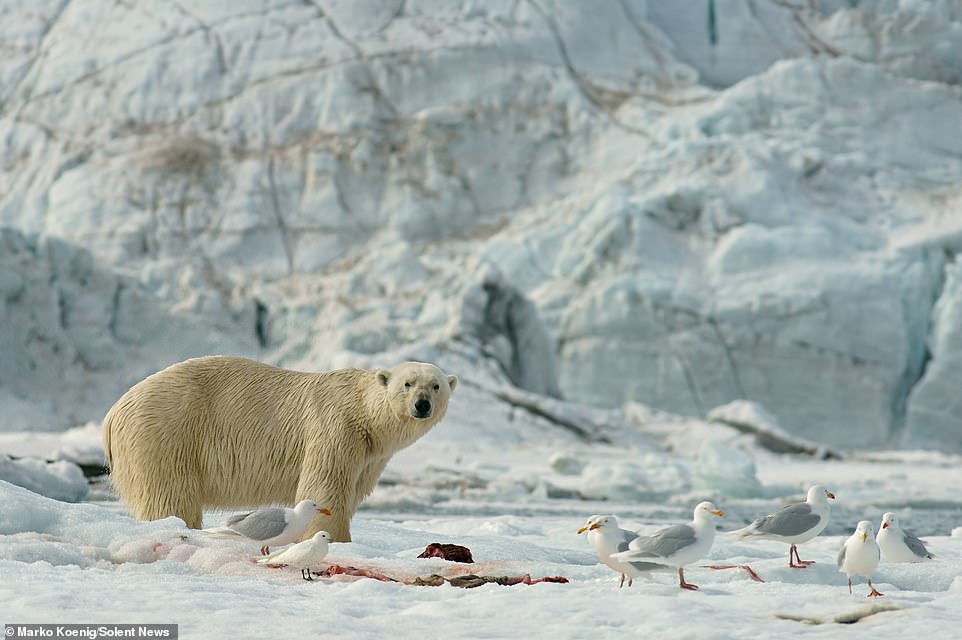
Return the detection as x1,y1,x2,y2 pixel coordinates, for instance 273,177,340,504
734,485,835,568
257,531,332,581
838,520,883,597
610,501,725,590
577,515,665,588
203,500,331,555
877,512,933,563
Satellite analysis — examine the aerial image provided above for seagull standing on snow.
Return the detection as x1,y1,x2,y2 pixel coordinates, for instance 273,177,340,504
734,485,835,568
203,500,331,555
610,501,725,591
578,515,665,588
258,531,332,581
877,512,933,563
838,520,883,597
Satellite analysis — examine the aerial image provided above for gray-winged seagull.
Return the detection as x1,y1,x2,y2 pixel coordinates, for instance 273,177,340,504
734,485,835,568
877,512,933,563
578,515,665,588
610,501,725,590
204,500,331,555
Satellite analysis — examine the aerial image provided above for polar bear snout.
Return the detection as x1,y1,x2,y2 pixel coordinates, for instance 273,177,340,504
413,397,433,419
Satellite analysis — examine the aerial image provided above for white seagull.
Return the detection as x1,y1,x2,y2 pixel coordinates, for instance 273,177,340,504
734,485,835,568
610,501,725,590
204,500,331,555
877,512,933,563
257,531,332,581
578,515,665,588
838,520,883,597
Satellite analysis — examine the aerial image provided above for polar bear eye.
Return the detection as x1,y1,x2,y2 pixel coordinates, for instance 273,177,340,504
433,383,440,391
404,381,412,388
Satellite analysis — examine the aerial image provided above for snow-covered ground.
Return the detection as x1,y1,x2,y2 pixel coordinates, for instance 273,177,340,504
3,407,962,638
6,504,961,639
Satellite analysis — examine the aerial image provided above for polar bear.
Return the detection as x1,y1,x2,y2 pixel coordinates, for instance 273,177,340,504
103,356,457,542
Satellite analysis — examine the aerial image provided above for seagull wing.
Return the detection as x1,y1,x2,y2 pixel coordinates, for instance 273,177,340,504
628,524,696,560
751,503,820,537
902,530,932,559
224,511,254,526
228,508,289,541
612,530,663,570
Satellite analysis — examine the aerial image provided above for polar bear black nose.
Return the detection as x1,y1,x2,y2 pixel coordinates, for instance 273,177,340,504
414,399,432,417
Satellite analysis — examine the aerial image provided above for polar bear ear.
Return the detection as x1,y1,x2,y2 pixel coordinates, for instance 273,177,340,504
376,370,390,386
447,374,458,392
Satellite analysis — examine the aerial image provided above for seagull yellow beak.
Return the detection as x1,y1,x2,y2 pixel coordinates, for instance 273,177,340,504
588,521,602,531
712,509,725,517
826,491,836,500
882,522,889,529
317,507,332,516
860,532,869,542
577,526,588,534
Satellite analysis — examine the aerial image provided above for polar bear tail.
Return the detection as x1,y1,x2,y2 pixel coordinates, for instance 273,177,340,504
102,413,114,471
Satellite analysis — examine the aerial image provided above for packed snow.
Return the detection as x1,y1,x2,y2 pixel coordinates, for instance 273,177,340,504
3,431,962,638
5,382,962,635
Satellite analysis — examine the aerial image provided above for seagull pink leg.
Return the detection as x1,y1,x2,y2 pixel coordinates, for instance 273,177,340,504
703,564,765,582
789,544,814,568
678,568,698,591
867,581,883,598
788,546,799,568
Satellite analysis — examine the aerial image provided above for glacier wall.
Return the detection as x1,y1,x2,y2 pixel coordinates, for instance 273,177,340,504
3,0,962,449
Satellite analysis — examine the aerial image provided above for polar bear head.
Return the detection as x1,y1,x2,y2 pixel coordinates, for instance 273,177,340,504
376,362,458,422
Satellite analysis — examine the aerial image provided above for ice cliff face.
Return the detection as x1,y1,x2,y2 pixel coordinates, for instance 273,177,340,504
2,0,962,450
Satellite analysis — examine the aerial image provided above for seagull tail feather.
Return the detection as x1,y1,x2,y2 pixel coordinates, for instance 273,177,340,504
732,524,757,540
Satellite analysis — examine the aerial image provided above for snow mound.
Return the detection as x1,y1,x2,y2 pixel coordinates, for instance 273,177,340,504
50,422,106,467
708,401,842,458
0,457,88,502
579,456,690,502
0,480,184,565
693,441,763,499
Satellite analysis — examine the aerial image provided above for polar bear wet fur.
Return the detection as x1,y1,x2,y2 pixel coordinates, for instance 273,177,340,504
103,356,457,542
